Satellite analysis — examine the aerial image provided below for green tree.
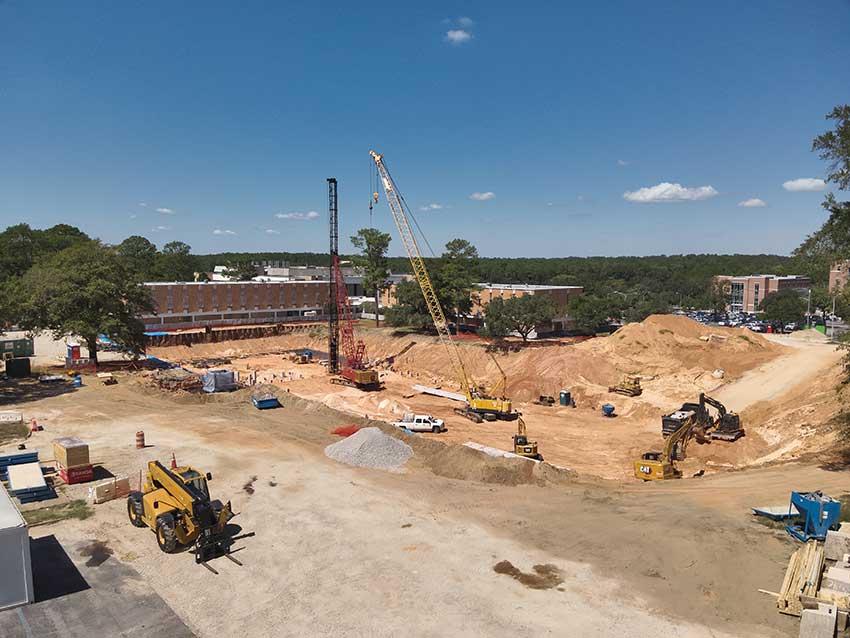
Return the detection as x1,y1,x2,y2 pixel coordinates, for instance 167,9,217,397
117,235,158,281
223,261,258,281
483,294,556,343
155,240,196,281
759,289,806,326
17,241,154,364
437,238,479,322
384,280,434,331
350,228,391,326
568,295,613,333
813,104,850,191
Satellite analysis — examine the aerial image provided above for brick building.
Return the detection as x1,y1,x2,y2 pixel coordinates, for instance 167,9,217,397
713,274,811,313
829,260,850,293
142,281,328,331
473,283,584,335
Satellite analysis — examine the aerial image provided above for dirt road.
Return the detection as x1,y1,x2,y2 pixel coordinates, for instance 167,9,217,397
714,335,841,411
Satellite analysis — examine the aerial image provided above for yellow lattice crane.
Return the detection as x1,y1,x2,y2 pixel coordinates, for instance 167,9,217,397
370,150,514,422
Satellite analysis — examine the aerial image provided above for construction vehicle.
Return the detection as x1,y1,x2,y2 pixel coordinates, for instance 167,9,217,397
288,349,313,364
513,415,542,461
634,412,701,480
127,460,235,566
608,375,642,397
370,150,514,422
533,395,556,406
661,393,744,441
326,178,381,391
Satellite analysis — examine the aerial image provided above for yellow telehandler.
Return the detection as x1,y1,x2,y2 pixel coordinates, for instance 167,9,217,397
128,460,236,567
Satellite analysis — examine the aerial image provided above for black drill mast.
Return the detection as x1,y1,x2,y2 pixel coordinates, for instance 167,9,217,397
327,178,340,374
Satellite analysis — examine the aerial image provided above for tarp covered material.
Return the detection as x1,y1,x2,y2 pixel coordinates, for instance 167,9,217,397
0,483,34,611
202,369,237,393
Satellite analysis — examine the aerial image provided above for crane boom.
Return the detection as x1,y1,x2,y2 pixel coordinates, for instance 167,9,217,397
370,150,513,420
369,150,472,396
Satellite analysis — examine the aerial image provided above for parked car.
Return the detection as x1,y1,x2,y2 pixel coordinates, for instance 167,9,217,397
784,322,799,333
392,414,446,433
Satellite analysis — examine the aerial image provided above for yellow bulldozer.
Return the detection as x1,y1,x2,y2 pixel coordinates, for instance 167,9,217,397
609,375,642,397
128,460,236,567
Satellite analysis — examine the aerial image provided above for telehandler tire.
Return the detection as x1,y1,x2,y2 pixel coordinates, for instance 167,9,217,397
156,514,178,553
127,493,146,528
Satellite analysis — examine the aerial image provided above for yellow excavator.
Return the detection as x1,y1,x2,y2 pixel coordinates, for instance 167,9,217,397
634,412,701,480
370,150,515,423
128,460,236,567
513,415,542,461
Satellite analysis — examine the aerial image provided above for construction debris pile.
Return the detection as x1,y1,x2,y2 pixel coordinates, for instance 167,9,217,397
324,427,412,471
148,368,202,392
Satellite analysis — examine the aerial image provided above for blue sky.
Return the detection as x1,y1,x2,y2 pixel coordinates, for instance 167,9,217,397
1,1,848,257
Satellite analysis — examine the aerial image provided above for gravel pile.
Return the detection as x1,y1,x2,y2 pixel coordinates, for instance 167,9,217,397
324,427,413,471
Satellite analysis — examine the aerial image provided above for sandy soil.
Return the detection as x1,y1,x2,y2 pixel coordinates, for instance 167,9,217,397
4,379,844,637
148,317,844,480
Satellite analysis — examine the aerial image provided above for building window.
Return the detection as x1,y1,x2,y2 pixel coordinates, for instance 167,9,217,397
729,282,744,312
753,283,759,310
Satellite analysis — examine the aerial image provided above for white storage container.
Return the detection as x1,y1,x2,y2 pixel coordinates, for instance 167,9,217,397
0,482,33,611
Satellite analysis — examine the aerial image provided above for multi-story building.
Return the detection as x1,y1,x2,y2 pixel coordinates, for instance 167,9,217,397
142,281,328,331
472,283,584,335
829,260,850,293
713,274,811,313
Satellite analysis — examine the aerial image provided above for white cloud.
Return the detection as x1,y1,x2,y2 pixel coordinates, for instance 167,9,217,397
738,198,767,208
623,182,718,203
469,191,495,201
418,202,444,211
275,210,320,220
213,229,237,236
617,159,630,166
129,213,138,219
264,229,280,235
152,225,170,232
139,202,147,207
782,178,826,192
156,207,175,214
457,16,474,27
446,29,472,44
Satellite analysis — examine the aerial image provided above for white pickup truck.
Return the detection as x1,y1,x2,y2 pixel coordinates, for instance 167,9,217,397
392,414,446,433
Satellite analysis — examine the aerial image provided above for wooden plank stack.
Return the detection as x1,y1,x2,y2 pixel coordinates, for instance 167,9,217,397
777,540,826,616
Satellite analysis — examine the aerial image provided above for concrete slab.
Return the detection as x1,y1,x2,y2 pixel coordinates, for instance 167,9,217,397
825,566,850,584
824,530,850,562
799,603,837,638
0,535,194,638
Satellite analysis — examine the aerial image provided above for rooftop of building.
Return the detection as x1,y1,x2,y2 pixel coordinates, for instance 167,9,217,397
717,274,811,280
143,279,328,286
475,283,583,291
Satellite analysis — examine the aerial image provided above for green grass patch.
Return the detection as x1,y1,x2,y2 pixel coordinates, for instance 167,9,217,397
738,335,754,344
23,499,94,527
0,422,28,446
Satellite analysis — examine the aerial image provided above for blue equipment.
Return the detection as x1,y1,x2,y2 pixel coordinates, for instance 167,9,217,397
785,491,841,542
601,404,616,417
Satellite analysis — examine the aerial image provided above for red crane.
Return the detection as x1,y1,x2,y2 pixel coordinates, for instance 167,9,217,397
332,254,367,370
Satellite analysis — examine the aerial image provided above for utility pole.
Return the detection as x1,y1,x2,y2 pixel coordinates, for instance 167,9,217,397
328,178,340,374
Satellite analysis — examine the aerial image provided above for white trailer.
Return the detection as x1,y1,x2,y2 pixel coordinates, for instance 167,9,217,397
0,482,33,611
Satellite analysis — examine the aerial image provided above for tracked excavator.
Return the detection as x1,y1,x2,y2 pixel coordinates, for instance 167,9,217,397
128,460,236,567
369,150,515,422
513,415,542,461
634,413,701,480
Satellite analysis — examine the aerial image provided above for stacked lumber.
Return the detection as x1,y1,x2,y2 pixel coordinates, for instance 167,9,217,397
777,540,825,616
